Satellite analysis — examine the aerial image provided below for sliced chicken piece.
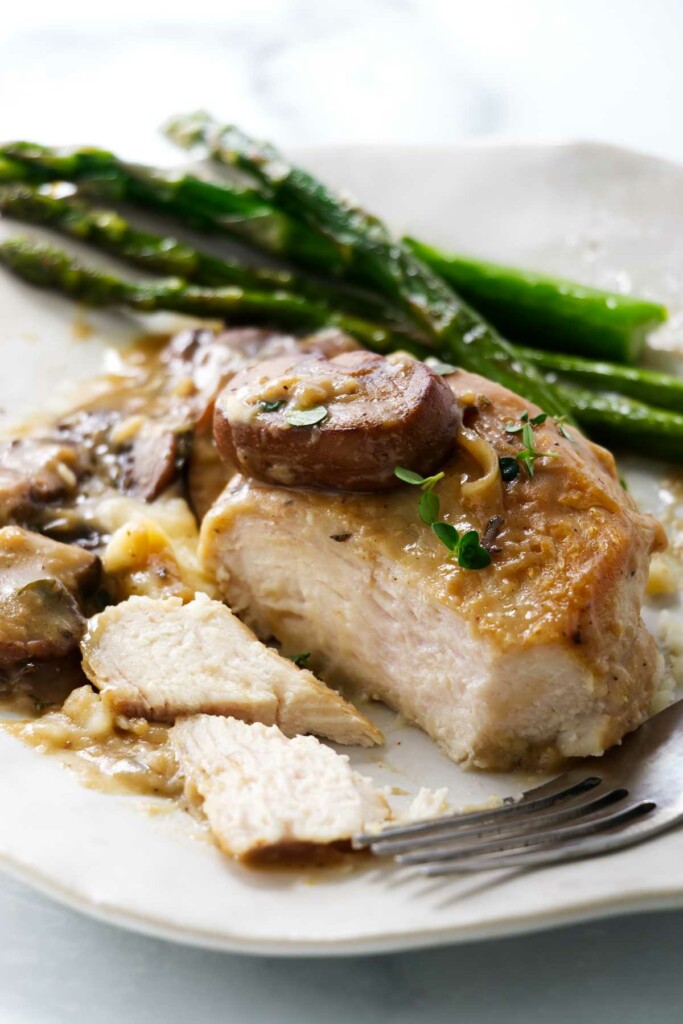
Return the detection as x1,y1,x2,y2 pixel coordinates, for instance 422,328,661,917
170,716,389,859
80,593,382,747
201,368,666,771
0,526,99,688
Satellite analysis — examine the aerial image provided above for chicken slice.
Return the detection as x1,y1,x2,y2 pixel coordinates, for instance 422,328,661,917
170,716,389,859
80,593,382,747
201,369,666,771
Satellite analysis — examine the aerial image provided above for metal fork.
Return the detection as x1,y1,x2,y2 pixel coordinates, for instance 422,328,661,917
355,698,683,875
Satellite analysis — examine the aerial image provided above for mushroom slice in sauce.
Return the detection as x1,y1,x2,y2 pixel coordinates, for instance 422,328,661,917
214,350,460,491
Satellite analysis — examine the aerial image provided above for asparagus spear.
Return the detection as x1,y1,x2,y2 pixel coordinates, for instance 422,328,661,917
406,239,667,364
0,141,347,274
3,235,681,462
4,190,679,417
0,237,403,351
516,345,683,413
0,156,33,182
4,139,669,378
164,113,571,418
554,382,683,462
0,184,403,324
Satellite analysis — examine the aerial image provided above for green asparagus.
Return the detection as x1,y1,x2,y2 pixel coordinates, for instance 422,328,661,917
163,112,571,418
555,382,683,462
406,239,667,364
0,141,347,274
3,235,681,461
0,237,403,352
516,346,683,413
0,184,404,325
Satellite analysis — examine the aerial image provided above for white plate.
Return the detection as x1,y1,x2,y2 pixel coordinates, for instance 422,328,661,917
0,141,681,957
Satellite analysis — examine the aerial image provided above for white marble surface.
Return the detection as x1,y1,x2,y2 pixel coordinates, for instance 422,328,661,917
2,873,683,1024
3,2,683,1020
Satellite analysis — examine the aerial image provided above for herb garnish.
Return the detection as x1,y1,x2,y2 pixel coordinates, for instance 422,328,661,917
393,467,444,488
504,410,547,433
430,522,491,568
418,489,440,525
498,456,519,482
259,399,286,413
554,415,574,441
394,466,492,569
504,411,557,478
285,406,328,427
515,421,557,477
431,521,459,551
425,357,458,376
457,530,493,569
290,652,311,668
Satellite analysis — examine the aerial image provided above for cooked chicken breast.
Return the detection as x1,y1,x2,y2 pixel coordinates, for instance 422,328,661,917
201,369,666,770
81,593,382,746
170,715,390,858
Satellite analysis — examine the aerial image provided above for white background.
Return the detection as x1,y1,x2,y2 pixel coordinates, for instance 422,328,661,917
2,2,683,1021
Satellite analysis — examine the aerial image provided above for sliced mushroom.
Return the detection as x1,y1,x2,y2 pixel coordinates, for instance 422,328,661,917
0,526,100,688
0,438,83,527
214,350,460,492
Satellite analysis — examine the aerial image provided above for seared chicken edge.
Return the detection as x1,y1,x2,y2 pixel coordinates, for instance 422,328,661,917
201,369,666,771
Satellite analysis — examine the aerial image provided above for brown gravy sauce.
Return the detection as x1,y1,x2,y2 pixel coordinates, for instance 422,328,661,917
0,333,376,872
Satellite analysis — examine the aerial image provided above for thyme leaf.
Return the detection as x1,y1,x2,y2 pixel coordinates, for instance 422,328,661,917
554,415,575,440
425,357,458,376
431,521,460,551
505,410,529,433
505,415,558,477
396,468,492,569
457,530,492,569
285,405,328,427
258,399,286,413
419,489,440,525
394,467,445,490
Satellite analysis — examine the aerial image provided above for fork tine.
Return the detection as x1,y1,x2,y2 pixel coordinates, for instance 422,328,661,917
369,788,627,857
422,802,668,875
354,773,602,849
396,800,656,866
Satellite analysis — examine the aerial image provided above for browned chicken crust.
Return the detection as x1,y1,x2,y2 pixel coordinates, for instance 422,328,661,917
201,369,666,770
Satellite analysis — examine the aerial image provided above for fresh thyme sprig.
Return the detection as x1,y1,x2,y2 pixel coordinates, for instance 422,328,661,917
394,466,492,569
290,652,311,668
393,467,445,489
504,411,558,478
553,414,575,440
504,410,547,433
